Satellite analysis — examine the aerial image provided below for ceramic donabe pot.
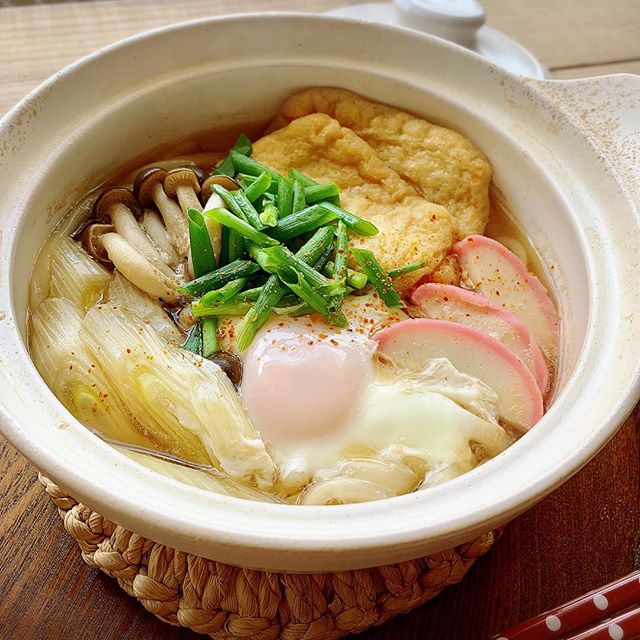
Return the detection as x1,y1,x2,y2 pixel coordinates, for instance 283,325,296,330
0,14,639,573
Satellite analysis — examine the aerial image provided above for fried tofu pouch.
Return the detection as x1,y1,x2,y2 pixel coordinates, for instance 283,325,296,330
269,87,492,238
253,113,455,293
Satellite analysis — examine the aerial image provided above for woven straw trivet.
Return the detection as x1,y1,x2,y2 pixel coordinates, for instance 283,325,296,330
39,473,496,639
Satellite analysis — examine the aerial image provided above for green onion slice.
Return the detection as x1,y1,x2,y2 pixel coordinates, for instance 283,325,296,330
203,208,279,247
212,134,253,177
187,209,217,278
178,259,260,296
351,248,403,308
388,260,430,278
201,317,218,357
192,300,251,318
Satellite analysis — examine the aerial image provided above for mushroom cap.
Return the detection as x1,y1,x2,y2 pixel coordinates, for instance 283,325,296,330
163,167,201,196
192,166,207,183
200,175,241,203
93,187,142,219
81,222,115,264
133,167,167,206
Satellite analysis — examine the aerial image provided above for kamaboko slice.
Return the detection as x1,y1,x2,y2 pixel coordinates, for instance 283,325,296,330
30,297,157,448
80,304,275,488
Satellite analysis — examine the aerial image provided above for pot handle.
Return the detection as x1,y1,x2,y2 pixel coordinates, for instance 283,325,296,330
534,74,640,210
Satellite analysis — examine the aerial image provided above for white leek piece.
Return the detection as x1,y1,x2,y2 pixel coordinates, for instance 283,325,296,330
105,270,182,344
81,305,275,488
30,235,54,310
48,236,110,310
30,297,154,447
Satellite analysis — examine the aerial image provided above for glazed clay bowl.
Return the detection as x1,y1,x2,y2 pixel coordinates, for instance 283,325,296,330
0,14,639,573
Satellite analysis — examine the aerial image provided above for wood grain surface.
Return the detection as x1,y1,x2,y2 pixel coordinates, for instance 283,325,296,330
1,1,640,639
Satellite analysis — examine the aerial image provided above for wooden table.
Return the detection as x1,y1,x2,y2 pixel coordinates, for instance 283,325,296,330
1,2,639,638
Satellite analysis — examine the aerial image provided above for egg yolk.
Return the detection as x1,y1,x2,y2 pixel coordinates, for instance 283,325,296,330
240,319,374,444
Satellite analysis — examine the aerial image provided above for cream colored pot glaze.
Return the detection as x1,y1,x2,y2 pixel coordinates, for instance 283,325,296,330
0,14,638,572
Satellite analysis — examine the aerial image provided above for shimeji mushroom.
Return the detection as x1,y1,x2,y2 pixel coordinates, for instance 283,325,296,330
99,232,180,304
200,175,241,205
163,167,205,214
93,187,175,277
81,222,115,265
141,209,180,267
200,175,242,260
134,167,190,262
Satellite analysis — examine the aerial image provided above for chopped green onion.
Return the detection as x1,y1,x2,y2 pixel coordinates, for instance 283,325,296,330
305,183,341,204
201,318,218,357
239,286,263,302
244,171,272,203
291,178,307,213
201,278,247,305
277,177,294,218
192,300,251,318
289,169,340,205
295,226,335,265
219,226,230,266
235,227,336,350
240,173,279,196
313,239,335,272
351,248,403,308
203,208,279,247
187,209,217,278
227,230,245,262
388,260,430,278
274,300,314,316
278,266,333,320
259,199,279,227
333,221,349,288
236,275,284,352
317,201,378,236
269,204,339,241
248,244,343,297
182,322,202,354
324,262,368,290
230,150,280,182
211,184,265,230
213,134,253,177
288,168,316,187
177,259,260,296
234,134,253,156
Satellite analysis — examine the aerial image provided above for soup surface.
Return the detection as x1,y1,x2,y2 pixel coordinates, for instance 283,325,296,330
28,87,560,505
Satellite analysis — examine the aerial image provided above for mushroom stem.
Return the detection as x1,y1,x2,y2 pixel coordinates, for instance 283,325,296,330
100,233,180,303
152,183,190,261
109,203,175,277
141,210,180,267
176,185,203,213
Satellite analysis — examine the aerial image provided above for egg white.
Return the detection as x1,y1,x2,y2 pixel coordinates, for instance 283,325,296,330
218,292,511,503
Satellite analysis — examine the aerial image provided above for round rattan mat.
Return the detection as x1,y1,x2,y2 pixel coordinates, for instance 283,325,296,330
39,474,496,639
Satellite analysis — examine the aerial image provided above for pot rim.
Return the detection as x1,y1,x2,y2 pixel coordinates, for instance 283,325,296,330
1,12,639,572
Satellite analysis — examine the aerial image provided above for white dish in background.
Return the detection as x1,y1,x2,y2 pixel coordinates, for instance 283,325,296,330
0,13,638,572
327,0,548,78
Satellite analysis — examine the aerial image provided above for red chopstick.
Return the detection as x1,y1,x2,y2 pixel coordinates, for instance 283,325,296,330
492,571,640,640
561,604,640,639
